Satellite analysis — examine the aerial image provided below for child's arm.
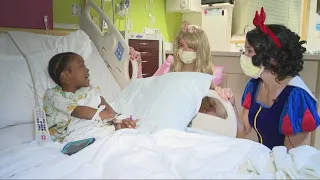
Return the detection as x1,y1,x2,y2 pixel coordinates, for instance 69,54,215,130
47,90,116,120
71,106,116,120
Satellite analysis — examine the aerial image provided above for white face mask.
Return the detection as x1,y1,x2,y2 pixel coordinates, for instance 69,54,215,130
240,54,264,79
178,49,196,64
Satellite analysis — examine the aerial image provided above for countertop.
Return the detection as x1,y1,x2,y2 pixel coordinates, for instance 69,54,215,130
165,50,320,61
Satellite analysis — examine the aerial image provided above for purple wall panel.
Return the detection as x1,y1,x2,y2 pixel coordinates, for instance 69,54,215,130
0,0,53,29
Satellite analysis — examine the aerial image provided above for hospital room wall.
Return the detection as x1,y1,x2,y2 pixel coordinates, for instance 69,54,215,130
53,0,182,42
306,0,320,50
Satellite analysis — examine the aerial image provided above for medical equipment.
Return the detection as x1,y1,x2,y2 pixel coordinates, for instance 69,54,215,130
182,3,234,51
201,0,234,5
141,0,155,27
116,0,130,17
43,15,50,35
6,33,52,145
80,0,138,89
91,105,127,126
115,0,132,30
166,0,202,13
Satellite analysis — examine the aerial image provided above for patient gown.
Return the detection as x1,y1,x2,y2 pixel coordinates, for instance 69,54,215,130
43,85,114,142
241,76,320,149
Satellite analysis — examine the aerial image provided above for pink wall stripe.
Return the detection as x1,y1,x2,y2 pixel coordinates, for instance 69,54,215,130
0,0,53,29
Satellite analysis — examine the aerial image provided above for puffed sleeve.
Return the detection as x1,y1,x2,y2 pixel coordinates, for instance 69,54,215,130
241,79,256,109
153,55,173,76
212,65,224,85
279,88,320,135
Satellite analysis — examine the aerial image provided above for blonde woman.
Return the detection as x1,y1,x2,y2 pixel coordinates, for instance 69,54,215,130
154,21,225,117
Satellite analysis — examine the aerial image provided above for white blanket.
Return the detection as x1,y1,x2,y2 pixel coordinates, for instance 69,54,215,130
0,129,319,179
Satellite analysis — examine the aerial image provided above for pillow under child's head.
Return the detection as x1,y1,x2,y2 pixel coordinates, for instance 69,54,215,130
109,72,213,133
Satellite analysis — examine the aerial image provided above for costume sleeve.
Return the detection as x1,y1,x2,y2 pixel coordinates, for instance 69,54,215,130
279,88,320,135
153,55,173,76
212,66,224,85
45,89,79,116
129,47,143,78
241,79,255,109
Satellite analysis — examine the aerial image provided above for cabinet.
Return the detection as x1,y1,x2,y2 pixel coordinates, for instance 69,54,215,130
182,3,234,51
120,31,163,78
166,0,201,13
128,39,160,78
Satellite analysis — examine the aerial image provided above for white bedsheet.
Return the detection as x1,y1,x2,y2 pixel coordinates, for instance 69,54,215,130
1,128,319,179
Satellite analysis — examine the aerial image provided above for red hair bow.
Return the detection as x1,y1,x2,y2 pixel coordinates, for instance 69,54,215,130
253,7,282,49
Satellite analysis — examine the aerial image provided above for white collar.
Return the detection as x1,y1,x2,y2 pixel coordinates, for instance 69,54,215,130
288,76,318,103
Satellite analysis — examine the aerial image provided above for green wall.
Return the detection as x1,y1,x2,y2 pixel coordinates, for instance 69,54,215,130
53,0,81,25
53,0,182,42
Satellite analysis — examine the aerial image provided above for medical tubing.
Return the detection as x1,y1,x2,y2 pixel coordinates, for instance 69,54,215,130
6,32,40,107
92,105,106,121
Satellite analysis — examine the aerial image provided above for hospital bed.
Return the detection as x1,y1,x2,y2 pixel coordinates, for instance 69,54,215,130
79,0,237,137
0,0,319,179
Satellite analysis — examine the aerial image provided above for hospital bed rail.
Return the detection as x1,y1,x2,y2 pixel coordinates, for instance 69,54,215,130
191,90,237,137
80,0,138,89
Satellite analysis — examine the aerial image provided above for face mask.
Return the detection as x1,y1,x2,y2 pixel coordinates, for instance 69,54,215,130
240,54,264,79
178,49,196,64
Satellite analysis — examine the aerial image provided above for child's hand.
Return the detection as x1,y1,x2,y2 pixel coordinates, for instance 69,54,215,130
214,86,235,106
114,118,139,130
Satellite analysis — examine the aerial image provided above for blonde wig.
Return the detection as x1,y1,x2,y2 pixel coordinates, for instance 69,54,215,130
170,21,214,76
170,21,215,111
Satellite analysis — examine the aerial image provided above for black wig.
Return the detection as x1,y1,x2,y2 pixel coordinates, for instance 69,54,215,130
246,24,306,81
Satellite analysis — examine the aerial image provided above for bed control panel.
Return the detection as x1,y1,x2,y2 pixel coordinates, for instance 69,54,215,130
115,41,124,61
34,107,51,144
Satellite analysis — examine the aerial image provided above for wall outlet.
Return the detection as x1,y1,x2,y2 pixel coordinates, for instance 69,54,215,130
71,4,82,16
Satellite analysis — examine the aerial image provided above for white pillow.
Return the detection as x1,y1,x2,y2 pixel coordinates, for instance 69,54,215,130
0,31,94,129
0,34,35,129
7,30,92,60
110,72,213,133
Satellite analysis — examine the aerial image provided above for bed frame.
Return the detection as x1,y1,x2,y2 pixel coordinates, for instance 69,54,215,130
0,0,237,138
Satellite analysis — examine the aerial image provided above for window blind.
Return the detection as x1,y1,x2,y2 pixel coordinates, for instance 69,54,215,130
232,0,301,35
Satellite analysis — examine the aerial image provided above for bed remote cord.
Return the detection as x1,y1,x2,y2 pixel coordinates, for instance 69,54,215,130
6,32,40,106
6,32,52,144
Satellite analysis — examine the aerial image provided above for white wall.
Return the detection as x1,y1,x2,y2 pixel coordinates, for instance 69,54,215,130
306,0,320,51
230,0,320,53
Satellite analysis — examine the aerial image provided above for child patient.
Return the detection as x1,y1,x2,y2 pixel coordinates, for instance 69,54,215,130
43,52,137,142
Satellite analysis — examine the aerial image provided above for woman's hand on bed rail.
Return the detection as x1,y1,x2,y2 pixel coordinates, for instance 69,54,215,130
214,86,235,106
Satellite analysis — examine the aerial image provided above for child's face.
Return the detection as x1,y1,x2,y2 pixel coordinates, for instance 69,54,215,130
178,38,195,52
65,55,90,88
